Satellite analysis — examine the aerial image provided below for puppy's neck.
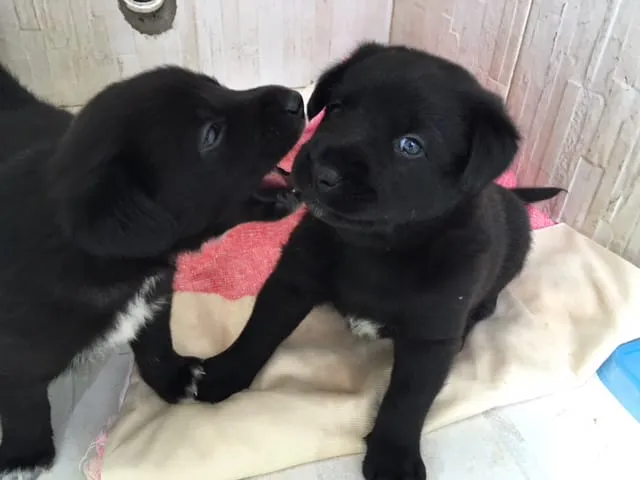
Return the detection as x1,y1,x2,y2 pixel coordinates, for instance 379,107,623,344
334,227,400,250
334,199,477,252
333,220,444,251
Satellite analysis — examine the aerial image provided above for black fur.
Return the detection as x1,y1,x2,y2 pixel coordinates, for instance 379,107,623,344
511,187,566,204
0,64,304,476
194,44,564,480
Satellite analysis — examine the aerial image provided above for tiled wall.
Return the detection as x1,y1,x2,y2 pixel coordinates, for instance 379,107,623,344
2,0,639,264
0,0,392,108
393,0,640,264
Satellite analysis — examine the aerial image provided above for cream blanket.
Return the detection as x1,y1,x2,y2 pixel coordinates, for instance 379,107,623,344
98,224,640,480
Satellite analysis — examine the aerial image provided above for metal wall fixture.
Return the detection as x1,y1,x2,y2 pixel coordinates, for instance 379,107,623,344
122,0,165,14
118,0,176,36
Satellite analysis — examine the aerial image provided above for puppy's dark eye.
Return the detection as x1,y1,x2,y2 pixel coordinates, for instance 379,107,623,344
398,136,424,157
325,101,342,114
198,122,221,155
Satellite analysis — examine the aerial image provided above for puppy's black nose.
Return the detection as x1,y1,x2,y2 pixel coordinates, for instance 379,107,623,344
314,164,342,192
284,92,303,115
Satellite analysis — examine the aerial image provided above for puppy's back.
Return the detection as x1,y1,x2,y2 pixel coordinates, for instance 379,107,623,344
0,64,72,163
0,65,75,296
0,64,37,110
483,184,533,295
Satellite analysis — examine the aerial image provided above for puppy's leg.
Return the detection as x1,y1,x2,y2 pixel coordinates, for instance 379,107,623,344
363,336,459,480
196,218,331,403
219,189,301,231
131,304,202,404
462,295,498,348
0,382,54,479
470,296,498,322
195,273,319,403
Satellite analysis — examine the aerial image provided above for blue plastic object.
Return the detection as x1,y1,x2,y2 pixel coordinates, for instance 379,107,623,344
598,339,640,422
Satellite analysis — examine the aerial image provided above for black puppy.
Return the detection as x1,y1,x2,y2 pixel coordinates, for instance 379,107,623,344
194,43,564,480
0,66,303,478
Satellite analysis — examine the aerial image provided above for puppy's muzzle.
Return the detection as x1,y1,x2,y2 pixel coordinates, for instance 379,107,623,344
283,92,304,116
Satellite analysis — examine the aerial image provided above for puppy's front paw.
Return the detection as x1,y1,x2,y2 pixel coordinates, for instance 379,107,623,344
275,189,302,216
246,178,302,222
260,188,302,221
138,354,203,404
363,436,426,480
194,353,254,404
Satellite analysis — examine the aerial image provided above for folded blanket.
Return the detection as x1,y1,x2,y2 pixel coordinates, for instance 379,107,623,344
93,223,640,480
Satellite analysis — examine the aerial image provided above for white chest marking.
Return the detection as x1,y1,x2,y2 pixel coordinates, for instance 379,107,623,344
0,466,47,480
73,275,165,366
104,275,163,346
347,316,382,340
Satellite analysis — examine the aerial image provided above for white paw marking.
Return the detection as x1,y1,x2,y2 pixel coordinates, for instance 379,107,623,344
186,365,205,398
347,316,381,340
191,365,205,379
72,275,166,366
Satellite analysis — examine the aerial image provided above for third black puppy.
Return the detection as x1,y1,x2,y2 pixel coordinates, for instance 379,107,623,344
195,44,564,480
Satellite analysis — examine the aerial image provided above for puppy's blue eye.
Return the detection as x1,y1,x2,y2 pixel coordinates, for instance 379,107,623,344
199,122,221,155
398,136,423,157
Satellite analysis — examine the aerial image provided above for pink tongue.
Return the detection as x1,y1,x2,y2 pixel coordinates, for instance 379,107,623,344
262,170,288,188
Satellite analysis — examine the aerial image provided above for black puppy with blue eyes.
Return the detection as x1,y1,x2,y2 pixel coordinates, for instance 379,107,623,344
194,43,563,480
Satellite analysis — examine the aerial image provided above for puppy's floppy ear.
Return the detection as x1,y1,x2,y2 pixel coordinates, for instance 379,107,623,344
48,110,178,258
459,92,520,194
307,42,386,119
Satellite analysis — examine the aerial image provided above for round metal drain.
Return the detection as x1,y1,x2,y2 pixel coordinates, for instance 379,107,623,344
118,0,176,36
122,0,165,14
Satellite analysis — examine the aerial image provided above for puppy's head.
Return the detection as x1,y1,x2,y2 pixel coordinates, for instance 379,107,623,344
293,43,519,232
48,67,304,258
